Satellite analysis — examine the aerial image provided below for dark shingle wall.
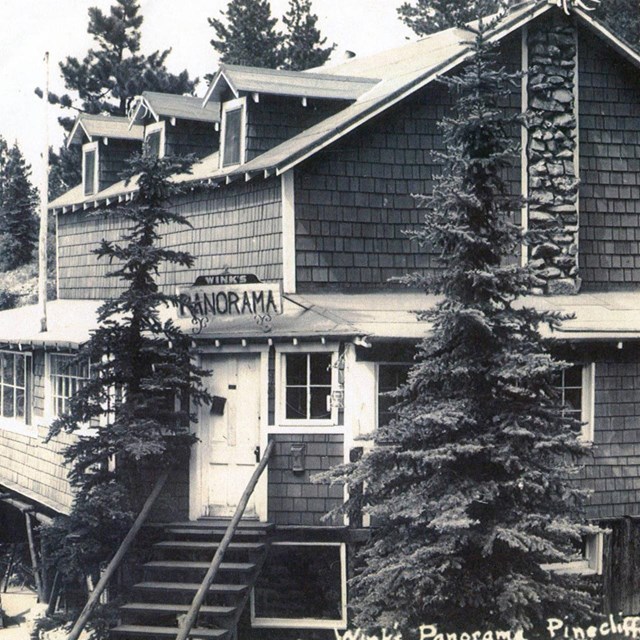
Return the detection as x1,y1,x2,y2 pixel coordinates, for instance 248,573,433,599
578,29,640,290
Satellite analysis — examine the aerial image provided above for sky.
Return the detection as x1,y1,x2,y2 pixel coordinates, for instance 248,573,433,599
0,0,414,192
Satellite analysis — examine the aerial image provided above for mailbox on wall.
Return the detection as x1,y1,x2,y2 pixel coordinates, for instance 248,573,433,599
290,443,306,473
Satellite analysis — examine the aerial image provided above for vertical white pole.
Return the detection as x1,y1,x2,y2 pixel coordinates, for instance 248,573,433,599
38,52,49,333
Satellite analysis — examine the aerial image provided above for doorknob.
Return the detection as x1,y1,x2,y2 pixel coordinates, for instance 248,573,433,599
254,446,260,462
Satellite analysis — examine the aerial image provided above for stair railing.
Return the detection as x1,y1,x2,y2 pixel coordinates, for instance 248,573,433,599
67,469,170,640
175,438,275,640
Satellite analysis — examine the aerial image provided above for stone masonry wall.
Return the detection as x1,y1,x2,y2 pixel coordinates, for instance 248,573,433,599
527,17,580,295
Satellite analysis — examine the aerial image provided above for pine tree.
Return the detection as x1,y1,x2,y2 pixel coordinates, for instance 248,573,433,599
54,0,195,119
0,141,38,271
397,0,508,35
45,151,211,583
282,0,334,70
209,0,284,68
49,146,82,201
325,20,598,633
594,0,640,51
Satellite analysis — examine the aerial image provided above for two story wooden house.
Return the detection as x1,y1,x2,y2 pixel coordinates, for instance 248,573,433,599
3,0,640,636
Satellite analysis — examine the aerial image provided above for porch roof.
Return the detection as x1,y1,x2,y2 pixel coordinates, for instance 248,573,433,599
2,291,640,349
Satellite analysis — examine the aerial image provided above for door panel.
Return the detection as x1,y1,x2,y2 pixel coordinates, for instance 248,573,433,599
201,354,261,517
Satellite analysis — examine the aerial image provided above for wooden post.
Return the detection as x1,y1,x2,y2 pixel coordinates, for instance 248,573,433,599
38,51,49,333
25,512,44,601
66,470,169,640
175,439,274,640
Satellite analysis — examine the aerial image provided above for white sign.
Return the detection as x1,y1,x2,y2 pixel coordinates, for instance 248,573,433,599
178,282,283,319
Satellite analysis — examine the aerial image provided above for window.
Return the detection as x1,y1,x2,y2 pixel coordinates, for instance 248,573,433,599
554,363,595,442
0,352,31,427
221,97,246,167
283,352,333,422
82,141,99,196
48,354,90,418
378,363,411,428
252,543,347,629
144,121,165,158
542,532,604,576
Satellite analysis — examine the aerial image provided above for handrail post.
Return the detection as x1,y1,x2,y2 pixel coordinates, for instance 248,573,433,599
66,469,170,640
175,438,275,640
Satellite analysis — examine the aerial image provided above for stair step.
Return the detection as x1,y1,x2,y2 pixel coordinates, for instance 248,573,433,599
145,561,255,572
134,581,248,594
155,541,265,552
111,624,226,638
121,603,235,616
164,527,268,538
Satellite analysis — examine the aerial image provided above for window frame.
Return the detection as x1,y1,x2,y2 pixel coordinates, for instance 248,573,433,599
144,121,165,159
82,141,99,197
376,361,412,429
220,97,246,168
542,531,604,576
0,350,34,436
45,353,91,425
276,346,339,428
556,362,595,443
250,541,347,630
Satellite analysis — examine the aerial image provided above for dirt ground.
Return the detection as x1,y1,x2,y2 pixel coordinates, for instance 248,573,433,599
0,588,38,640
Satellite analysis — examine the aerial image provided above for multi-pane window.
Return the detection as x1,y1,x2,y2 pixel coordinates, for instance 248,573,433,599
83,142,98,196
221,99,245,167
554,363,595,441
284,353,332,421
378,364,411,428
0,352,31,424
50,354,89,418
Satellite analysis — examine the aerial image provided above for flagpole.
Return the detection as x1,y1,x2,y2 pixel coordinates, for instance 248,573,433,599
38,52,49,333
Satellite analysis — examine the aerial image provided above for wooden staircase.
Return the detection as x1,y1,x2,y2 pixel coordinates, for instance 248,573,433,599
110,519,273,640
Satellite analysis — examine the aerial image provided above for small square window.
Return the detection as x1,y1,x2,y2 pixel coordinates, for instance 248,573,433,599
282,352,334,423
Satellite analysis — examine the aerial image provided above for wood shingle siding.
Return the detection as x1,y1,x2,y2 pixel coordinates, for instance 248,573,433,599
57,176,283,299
294,36,522,290
267,434,344,526
578,30,640,290
246,96,347,163
582,350,640,519
99,139,141,191
165,119,218,158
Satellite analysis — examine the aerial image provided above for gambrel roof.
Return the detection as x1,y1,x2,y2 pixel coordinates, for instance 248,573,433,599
51,0,640,213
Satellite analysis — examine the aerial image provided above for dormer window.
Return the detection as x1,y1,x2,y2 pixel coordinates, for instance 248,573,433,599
144,121,165,159
221,97,246,168
82,141,99,196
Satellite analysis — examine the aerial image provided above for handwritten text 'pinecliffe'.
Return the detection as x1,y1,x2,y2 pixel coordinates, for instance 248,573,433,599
334,615,640,640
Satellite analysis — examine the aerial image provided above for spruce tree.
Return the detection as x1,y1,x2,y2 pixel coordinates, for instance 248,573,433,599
327,20,598,633
0,141,38,270
46,151,211,584
398,0,507,35
209,0,284,68
282,0,334,70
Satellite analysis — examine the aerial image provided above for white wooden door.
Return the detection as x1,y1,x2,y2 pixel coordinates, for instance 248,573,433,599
201,354,261,517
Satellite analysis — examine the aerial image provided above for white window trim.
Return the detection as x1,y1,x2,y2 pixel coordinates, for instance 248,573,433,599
250,542,347,630
275,344,340,429
43,352,93,435
580,362,595,443
219,96,246,169
542,531,604,576
144,120,165,158
82,141,99,196
0,350,35,437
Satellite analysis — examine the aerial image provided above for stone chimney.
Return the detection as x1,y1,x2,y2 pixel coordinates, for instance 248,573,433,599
525,15,580,295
